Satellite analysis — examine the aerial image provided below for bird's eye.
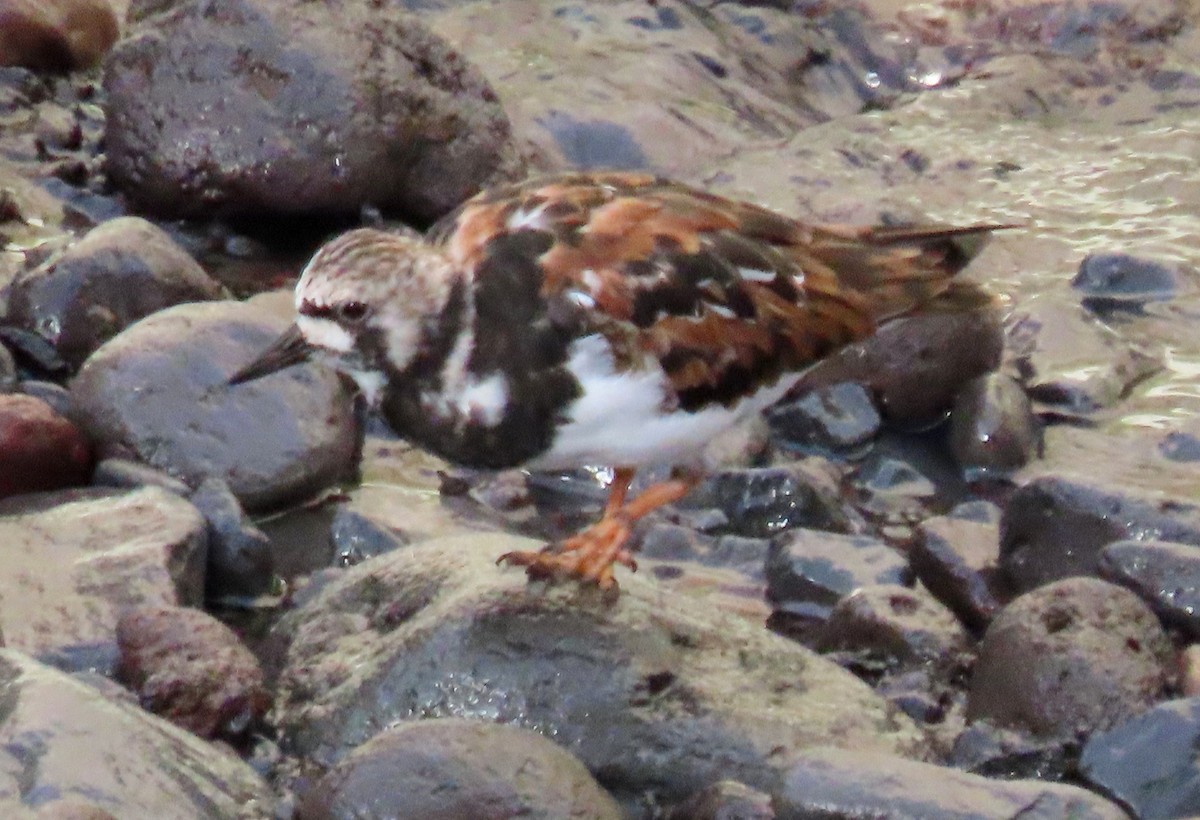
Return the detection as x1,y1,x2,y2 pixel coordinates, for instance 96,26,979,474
339,301,369,322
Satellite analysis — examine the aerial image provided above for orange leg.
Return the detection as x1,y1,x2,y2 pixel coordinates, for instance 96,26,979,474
498,468,699,592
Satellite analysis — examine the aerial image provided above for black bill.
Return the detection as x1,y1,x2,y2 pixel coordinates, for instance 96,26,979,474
227,324,313,385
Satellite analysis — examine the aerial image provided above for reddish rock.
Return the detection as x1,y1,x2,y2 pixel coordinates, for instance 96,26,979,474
116,605,270,740
0,0,119,72
0,394,91,498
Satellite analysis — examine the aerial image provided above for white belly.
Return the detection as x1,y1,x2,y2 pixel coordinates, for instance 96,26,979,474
526,334,801,470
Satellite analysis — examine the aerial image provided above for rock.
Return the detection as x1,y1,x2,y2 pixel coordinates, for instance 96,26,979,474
948,372,1039,479
0,343,15,392
1161,426,1200,462
0,487,207,656
967,577,1171,738
1072,251,1180,314
818,584,970,668
0,651,271,817
767,382,880,457
852,455,939,519
17,378,71,415
35,795,119,819
637,522,770,581
116,605,270,741
1080,697,1200,819
92,457,191,496
797,285,1003,429
0,0,119,72
1099,539,1200,638
296,719,621,820
0,393,91,498
329,504,409,568
765,529,910,620
271,532,924,810
1182,645,1200,698
189,478,275,602
69,299,358,511
667,780,773,820
1000,474,1200,593
1006,300,1161,420
947,722,1075,782
105,0,518,222
7,217,225,368
911,501,1003,631
688,461,850,539
774,747,1127,820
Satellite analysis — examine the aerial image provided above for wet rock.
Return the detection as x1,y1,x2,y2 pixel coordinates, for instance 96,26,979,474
818,584,970,668
272,532,924,811
912,501,1003,631
0,343,15,392
69,299,358,511
1099,539,1200,638
1007,300,1161,420
329,505,408,567
638,522,770,581
690,461,850,538
765,529,910,619
0,325,69,377
948,722,1075,782
798,286,1003,429
105,0,518,222
1182,645,1200,698
852,454,939,520
1000,474,1200,593
775,747,1126,820
949,372,1039,479
0,393,91,498
768,382,880,457
189,478,275,602
116,605,270,741
18,378,71,415
667,780,773,820
0,487,207,656
7,217,225,368
1073,251,1180,314
92,457,191,496
967,577,1171,738
0,651,271,817
34,100,81,151
0,0,119,72
297,718,621,820
1160,421,1200,463
1080,697,1200,819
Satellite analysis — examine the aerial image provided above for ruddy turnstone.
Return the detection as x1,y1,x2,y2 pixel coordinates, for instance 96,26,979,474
231,171,1002,592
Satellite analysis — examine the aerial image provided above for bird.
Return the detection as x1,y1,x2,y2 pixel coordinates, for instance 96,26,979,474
229,170,1003,593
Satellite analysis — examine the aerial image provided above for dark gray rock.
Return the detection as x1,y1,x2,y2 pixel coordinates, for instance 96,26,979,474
949,372,1039,479
1007,300,1161,420
818,584,970,667
1160,420,1200,463
948,721,1075,782
330,505,409,567
271,533,923,812
967,577,1171,738
116,605,270,741
765,529,910,616
92,457,191,496
69,299,358,511
637,522,770,580
768,382,880,457
1000,475,1200,593
189,478,275,602
797,285,1003,429
17,378,71,415
297,719,621,820
1073,252,1180,314
6,217,224,368
912,501,1003,631
104,0,519,222
688,462,850,539
1080,697,1200,819
774,747,1127,819
1100,539,1200,638
0,651,271,817
0,343,14,392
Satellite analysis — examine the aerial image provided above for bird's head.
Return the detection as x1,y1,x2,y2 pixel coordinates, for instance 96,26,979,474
228,228,460,396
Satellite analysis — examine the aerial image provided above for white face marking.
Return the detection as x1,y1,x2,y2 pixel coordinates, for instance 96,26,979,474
737,267,777,283
346,368,386,405
296,315,353,353
456,372,508,426
506,200,551,231
526,334,803,471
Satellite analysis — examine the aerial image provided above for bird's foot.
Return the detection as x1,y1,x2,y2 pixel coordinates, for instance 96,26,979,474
497,516,638,592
